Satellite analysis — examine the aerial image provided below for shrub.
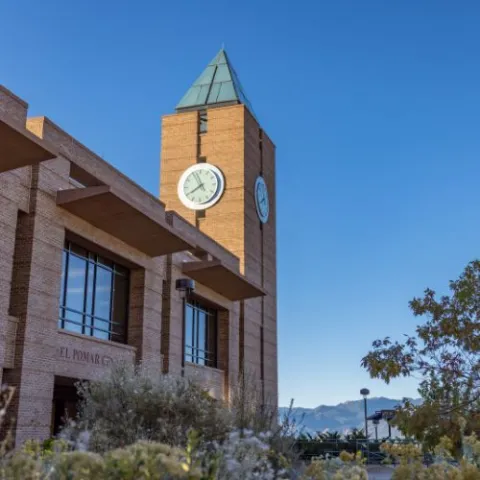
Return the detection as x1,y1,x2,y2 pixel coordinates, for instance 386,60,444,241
0,451,41,480
380,436,480,479
212,430,286,480
103,441,201,479
62,362,231,452
23,438,69,461
49,451,105,479
230,371,300,470
302,455,368,480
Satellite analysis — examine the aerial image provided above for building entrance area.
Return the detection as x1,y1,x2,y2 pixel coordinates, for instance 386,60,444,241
51,377,80,436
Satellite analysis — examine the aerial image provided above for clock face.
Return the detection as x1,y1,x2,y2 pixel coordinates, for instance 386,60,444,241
255,176,269,223
178,164,225,210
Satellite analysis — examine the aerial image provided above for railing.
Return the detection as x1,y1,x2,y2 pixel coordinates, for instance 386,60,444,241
297,440,386,463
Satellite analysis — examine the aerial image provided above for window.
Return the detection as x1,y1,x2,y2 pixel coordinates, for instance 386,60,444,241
184,299,217,367
199,110,208,134
59,241,129,343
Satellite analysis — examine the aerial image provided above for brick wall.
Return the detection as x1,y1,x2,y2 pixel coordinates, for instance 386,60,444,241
160,105,278,407
0,85,273,446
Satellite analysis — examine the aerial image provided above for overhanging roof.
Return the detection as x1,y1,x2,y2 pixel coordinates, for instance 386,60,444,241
182,259,265,301
0,113,57,173
57,185,194,256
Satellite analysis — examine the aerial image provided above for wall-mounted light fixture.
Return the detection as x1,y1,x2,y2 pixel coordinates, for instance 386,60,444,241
175,278,195,299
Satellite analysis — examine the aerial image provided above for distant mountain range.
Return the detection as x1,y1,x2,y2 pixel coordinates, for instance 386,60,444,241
279,397,422,439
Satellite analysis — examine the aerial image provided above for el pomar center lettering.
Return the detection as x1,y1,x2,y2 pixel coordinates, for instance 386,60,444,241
58,347,112,366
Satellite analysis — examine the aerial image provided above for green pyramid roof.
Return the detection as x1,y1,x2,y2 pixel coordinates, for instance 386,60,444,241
176,49,255,116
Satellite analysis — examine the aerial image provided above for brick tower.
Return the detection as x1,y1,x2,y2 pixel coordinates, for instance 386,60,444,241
159,49,277,405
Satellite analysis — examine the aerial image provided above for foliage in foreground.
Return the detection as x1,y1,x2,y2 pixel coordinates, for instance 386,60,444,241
4,364,480,478
380,436,480,479
0,438,372,479
62,363,231,452
362,260,480,452
0,365,370,479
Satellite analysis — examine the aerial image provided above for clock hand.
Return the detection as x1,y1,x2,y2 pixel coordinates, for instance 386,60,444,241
193,172,206,190
188,183,205,195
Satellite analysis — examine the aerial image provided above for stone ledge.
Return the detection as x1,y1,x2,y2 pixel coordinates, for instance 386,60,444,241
57,329,137,353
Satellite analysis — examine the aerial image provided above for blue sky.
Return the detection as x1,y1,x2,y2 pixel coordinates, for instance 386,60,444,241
2,1,480,407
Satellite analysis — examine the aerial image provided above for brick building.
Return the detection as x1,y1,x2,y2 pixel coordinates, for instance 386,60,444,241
0,49,277,445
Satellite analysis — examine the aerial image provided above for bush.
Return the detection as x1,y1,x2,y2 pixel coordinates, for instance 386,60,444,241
210,430,286,480
302,453,368,480
62,362,231,452
103,441,201,479
230,371,300,470
49,451,105,479
380,435,480,479
0,436,286,479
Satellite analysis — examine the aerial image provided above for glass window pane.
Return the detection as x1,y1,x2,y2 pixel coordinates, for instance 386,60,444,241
65,254,87,312
85,262,95,316
185,346,193,364
185,304,194,348
198,310,206,353
63,310,83,335
94,267,112,321
93,317,110,341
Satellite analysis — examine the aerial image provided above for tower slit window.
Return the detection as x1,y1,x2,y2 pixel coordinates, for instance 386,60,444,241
199,110,208,134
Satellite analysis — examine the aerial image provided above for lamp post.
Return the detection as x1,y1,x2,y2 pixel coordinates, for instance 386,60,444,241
360,388,370,441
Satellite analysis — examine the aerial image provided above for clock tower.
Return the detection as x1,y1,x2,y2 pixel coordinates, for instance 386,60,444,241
159,49,277,406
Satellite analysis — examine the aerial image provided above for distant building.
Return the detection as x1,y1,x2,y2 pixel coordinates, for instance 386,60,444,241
367,410,397,439
0,49,277,445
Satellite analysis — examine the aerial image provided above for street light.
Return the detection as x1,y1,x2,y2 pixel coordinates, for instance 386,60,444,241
360,388,370,441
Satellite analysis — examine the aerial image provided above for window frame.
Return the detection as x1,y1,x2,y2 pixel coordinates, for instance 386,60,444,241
184,298,218,368
59,240,130,344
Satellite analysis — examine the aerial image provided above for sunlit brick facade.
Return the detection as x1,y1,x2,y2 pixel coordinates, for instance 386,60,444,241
0,50,277,446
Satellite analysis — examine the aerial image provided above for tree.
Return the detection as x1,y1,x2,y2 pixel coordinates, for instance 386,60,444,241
345,428,367,442
320,431,342,441
361,260,480,455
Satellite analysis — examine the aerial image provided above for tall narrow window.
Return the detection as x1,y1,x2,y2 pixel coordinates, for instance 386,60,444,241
59,241,129,343
184,299,217,367
199,110,208,134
